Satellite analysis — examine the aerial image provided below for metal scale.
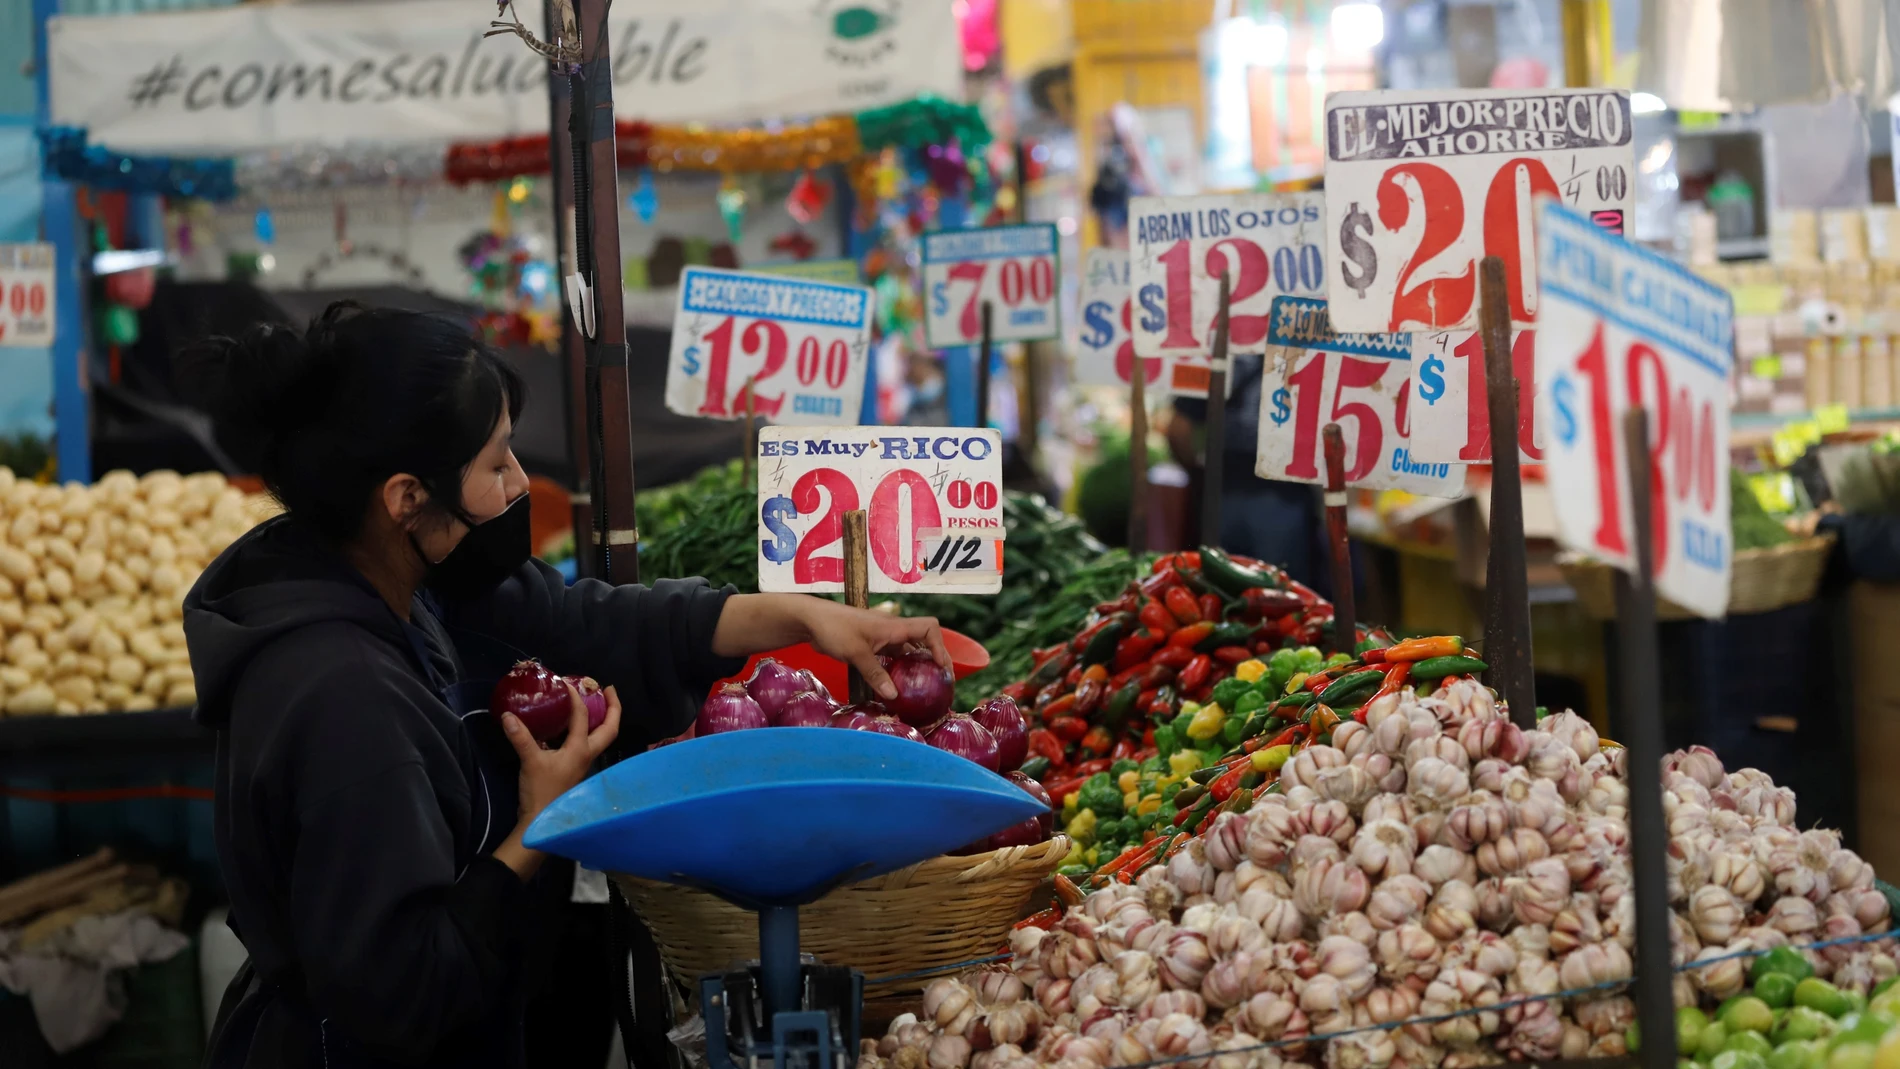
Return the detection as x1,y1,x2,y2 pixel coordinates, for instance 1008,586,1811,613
524,728,1045,1069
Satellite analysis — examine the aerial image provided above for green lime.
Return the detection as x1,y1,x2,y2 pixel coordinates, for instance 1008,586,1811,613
1730,1032,1778,1058
1759,976,1801,1009
1727,999,1779,1035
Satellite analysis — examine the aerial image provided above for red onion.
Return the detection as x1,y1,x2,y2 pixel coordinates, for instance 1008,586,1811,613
774,689,838,728
882,649,954,727
837,701,925,742
743,658,807,723
986,817,1046,850
490,660,607,742
1007,770,1056,837
698,682,768,734
924,712,999,771
796,669,834,703
972,696,1028,772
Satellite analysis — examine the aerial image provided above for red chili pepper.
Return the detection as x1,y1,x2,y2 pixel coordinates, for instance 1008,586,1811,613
1139,571,1181,599
1079,725,1115,756
1151,554,1178,575
1073,758,1113,777
1015,907,1064,930
1151,644,1197,669
1001,682,1032,703
1064,664,1085,689
1044,698,1081,726
1111,837,1169,882
1242,586,1307,619
1069,616,1118,653
1360,647,1386,664
1080,663,1109,686
1164,587,1202,625
1109,664,1145,691
1097,843,1147,878
1110,736,1139,761
1113,631,1161,672
1254,639,1277,655
1139,663,1176,689
1178,653,1214,693
1031,645,1065,669
1211,645,1253,665
1166,622,1216,649
1198,593,1225,624
1262,723,1309,750
1304,670,1336,693
1033,686,1067,713
1284,580,1325,606
1138,599,1178,637
1176,551,1202,570
1142,726,1155,748
1074,678,1106,717
1208,761,1250,803
1026,728,1065,766
1045,775,1089,804
1144,686,1178,718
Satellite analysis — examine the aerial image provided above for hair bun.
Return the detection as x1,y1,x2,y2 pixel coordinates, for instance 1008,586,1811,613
180,316,335,475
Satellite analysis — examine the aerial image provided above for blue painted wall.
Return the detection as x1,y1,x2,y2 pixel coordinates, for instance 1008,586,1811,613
2,0,51,440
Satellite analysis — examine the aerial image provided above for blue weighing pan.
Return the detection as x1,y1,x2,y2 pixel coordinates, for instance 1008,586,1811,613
523,728,1049,905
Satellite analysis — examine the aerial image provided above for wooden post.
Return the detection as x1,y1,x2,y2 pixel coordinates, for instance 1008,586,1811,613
1200,273,1232,550
1616,408,1678,1069
976,301,994,430
1128,360,1149,554
542,0,595,579
1477,256,1536,726
740,375,757,487
1321,424,1357,656
844,509,870,704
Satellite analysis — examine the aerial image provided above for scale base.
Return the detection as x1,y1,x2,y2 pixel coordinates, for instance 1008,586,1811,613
700,961,863,1069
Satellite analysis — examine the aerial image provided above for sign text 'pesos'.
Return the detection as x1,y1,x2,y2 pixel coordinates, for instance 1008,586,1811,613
756,427,1006,595
1074,249,1163,388
1324,88,1634,334
666,267,872,426
922,225,1061,350
1536,201,1735,619
1127,192,1326,398
1254,297,1464,497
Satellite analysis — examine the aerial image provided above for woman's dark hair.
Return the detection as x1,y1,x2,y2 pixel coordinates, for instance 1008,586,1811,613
184,301,525,543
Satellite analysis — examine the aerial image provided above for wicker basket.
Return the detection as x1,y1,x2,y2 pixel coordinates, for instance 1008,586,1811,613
613,836,1069,1002
1558,534,1834,621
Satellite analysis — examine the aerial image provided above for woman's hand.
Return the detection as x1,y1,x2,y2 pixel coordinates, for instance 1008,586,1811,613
800,600,951,702
492,682,620,881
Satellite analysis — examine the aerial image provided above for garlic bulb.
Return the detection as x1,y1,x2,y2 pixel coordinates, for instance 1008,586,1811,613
1406,735,1469,772
1245,800,1303,869
1709,847,1767,904
1332,721,1373,760
1170,840,1220,898
1282,747,1347,793
1200,949,1254,1010
1414,844,1477,889
1444,791,1508,849
1361,793,1418,827
1549,898,1605,957
1293,855,1371,919
1508,858,1572,927
1687,885,1745,945
1376,923,1440,984
1423,880,1478,942
926,979,982,1034
974,970,1027,1007
1498,998,1564,1060
1203,812,1249,873
1158,929,1213,992
1407,757,1470,809
1665,745,1726,789
1540,711,1599,762
1350,819,1417,881
1827,888,1891,932
1455,718,1529,766
1324,1028,1396,1069
1209,911,1268,958
1240,888,1304,943
929,1033,975,1069
1238,991,1308,1045
1112,951,1161,1008
1468,759,1511,794
1297,800,1358,847
1557,941,1632,988
1476,827,1550,877
1343,753,1405,801
1319,910,1378,949
1688,943,1747,1000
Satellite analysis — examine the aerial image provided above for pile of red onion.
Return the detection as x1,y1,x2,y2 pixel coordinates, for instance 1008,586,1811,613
692,653,1050,851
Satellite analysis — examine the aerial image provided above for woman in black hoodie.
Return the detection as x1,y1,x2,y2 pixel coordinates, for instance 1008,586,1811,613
181,303,947,1069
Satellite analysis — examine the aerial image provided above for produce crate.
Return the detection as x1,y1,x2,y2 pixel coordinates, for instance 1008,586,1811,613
1558,534,1834,619
613,837,1068,1004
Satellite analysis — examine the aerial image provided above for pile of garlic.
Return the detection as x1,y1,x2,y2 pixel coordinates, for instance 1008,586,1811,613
872,683,1895,1069
0,467,272,715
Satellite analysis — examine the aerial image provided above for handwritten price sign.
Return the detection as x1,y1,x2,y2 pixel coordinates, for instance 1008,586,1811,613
1128,192,1326,398
756,427,1005,595
666,267,872,426
1323,88,1634,334
922,224,1061,350
1075,248,1164,388
1255,297,1464,497
1407,329,1543,462
1537,201,1734,619
0,245,55,348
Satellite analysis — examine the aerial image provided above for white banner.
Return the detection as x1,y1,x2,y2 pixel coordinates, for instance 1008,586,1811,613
0,246,55,349
666,268,871,426
48,0,962,154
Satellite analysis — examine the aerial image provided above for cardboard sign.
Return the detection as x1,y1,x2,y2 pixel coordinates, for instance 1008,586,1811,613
1322,88,1635,334
1074,248,1164,388
666,267,872,426
0,245,55,348
1127,192,1327,397
922,225,1061,349
1255,297,1463,497
1406,328,1543,462
756,427,1005,595
1538,201,1734,618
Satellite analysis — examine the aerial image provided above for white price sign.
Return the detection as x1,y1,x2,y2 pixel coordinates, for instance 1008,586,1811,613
1323,88,1635,334
1407,328,1543,462
1537,201,1734,619
1255,297,1464,497
666,267,872,426
1128,192,1327,398
756,427,1005,595
1074,248,1165,388
922,225,1060,350
0,245,55,348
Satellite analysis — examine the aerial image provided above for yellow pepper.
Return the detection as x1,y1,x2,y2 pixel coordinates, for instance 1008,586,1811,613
1253,744,1293,772
1123,790,1140,811
1061,839,1085,866
1064,791,1080,816
1065,808,1098,844
1167,752,1202,777
1286,672,1308,694
1137,794,1162,817
1118,770,1140,794
1234,659,1267,684
1084,846,1099,866
1179,700,1202,718
1185,702,1226,740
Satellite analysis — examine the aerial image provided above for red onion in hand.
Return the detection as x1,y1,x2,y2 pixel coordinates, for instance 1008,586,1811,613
698,682,768,734
972,696,1028,772
490,660,607,742
774,690,838,728
837,701,925,742
881,649,954,727
1007,770,1055,837
924,713,999,771
742,658,807,722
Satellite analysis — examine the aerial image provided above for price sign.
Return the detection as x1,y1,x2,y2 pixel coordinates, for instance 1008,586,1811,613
1127,192,1327,398
1255,296,1464,497
1323,88,1635,334
666,267,872,426
922,224,1061,350
1074,248,1164,388
1407,328,1543,462
1537,200,1734,618
756,427,1005,595
0,245,55,348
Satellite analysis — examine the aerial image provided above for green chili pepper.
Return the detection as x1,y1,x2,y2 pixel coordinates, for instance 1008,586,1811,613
1410,654,1490,679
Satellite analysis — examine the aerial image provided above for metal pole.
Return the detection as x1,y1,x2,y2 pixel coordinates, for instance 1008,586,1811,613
543,0,596,579
1128,358,1149,554
1200,274,1232,550
33,0,90,484
1616,408,1678,1069
844,510,870,704
976,302,993,430
1477,256,1536,726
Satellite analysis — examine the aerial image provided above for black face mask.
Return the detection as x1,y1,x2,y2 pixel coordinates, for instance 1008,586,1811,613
421,494,532,597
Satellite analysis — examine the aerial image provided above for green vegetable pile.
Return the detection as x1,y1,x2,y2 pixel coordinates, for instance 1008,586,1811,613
637,463,755,590
639,459,746,542
894,492,1109,641
1734,468,1796,552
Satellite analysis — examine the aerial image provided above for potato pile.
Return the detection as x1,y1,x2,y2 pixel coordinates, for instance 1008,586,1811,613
0,467,273,716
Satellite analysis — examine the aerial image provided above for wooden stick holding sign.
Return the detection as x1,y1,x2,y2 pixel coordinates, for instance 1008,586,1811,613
843,509,870,704
1128,351,1150,554
1476,256,1536,728
1614,408,1680,1069
1321,425,1357,656
740,375,757,487
1200,274,1232,549
976,302,993,430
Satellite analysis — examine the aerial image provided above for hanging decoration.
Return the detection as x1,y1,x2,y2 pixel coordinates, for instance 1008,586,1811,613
231,142,445,192
785,169,831,224
629,167,659,223
458,186,559,351
40,127,236,201
715,177,748,245
254,208,275,245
